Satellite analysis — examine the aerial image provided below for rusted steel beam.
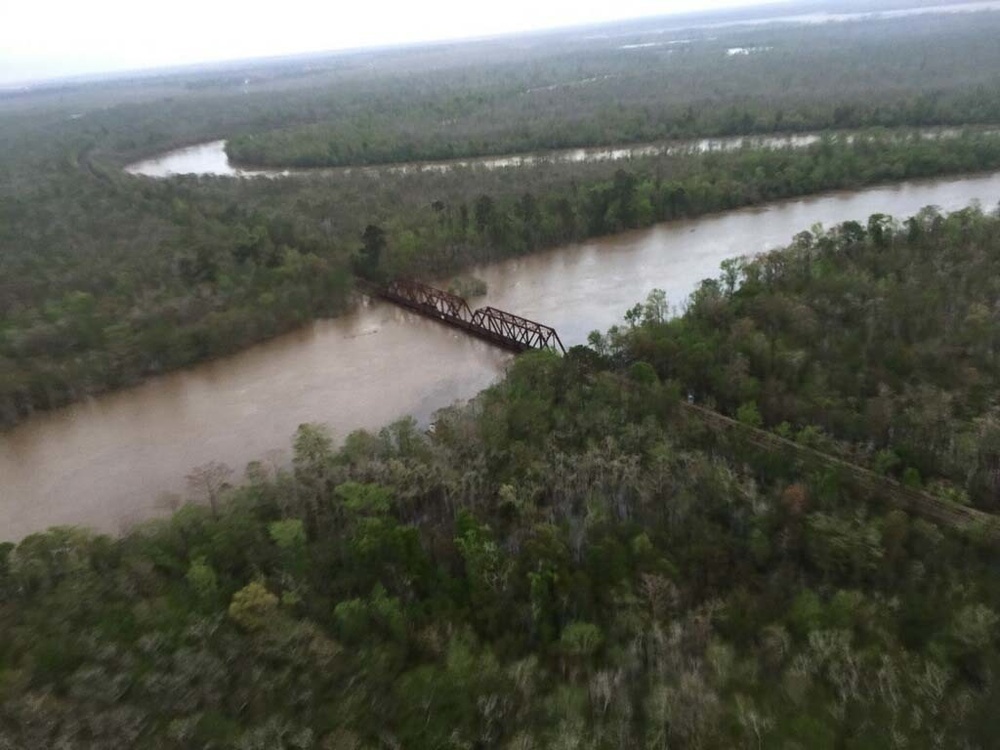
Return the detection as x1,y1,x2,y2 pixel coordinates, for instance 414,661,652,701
376,279,566,354
384,279,475,321
472,307,566,354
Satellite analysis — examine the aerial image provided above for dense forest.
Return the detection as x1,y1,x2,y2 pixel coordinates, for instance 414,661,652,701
6,3,1000,746
225,12,1000,167
613,205,1000,511
4,9,1000,426
3,209,1000,746
4,126,1000,427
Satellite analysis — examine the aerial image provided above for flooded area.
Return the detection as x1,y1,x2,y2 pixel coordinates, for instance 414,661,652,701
3,170,1000,541
124,140,285,178
124,128,989,179
124,134,824,179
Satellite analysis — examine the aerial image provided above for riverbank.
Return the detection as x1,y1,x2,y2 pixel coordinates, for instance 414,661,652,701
4,170,1000,540
127,126,995,179
8,129,1000,434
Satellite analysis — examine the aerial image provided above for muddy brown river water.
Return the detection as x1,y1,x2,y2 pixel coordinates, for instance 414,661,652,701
2,168,999,541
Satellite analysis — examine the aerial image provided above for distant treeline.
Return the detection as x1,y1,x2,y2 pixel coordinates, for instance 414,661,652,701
6,11,1000,745
226,12,1000,167
5,8,1000,428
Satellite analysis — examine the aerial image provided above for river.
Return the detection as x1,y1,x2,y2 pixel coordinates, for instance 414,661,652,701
123,134,824,179
2,172,999,541
123,128,989,179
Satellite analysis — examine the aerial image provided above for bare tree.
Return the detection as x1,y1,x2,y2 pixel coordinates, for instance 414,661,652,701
185,461,233,517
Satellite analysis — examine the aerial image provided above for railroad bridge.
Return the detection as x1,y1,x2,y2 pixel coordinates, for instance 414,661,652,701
375,279,566,354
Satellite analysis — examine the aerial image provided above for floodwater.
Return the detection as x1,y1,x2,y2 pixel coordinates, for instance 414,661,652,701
2,172,1000,540
124,140,284,178
124,134,824,179
124,128,989,180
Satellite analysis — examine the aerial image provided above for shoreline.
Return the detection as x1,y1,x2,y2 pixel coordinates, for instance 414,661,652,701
127,124,1000,178
7,163,1000,435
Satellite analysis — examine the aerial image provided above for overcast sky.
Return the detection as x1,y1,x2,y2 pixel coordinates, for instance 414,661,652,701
1,0,783,85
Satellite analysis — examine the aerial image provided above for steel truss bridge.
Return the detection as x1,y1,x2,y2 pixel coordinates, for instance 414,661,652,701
376,279,565,354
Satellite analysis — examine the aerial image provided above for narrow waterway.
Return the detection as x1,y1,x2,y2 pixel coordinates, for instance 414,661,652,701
2,172,999,540
123,134,823,178
122,128,992,182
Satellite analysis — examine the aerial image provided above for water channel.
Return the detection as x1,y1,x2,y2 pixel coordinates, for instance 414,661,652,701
123,134,825,179
121,128,990,179
2,156,999,541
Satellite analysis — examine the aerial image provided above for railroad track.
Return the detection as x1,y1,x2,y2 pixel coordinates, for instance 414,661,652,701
681,402,1000,545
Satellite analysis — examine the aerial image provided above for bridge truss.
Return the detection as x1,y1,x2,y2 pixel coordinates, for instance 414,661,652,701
379,279,566,354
